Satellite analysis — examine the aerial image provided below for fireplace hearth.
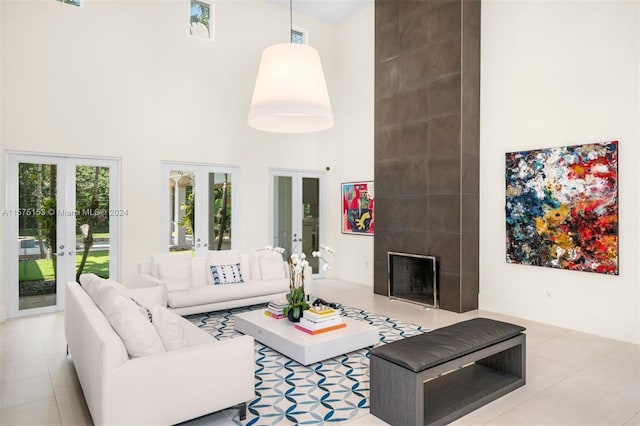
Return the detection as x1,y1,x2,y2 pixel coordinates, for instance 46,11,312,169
388,252,438,308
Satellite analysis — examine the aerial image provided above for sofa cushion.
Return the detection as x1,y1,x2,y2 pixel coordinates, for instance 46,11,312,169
210,263,244,285
250,250,284,281
106,295,166,358
152,306,188,351
207,249,240,266
167,279,289,309
157,259,192,292
240,253,251,281
151,252,191,278
259,256,286,280
190,257,209,288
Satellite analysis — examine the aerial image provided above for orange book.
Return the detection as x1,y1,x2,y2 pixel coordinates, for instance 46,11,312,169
294,322,347,335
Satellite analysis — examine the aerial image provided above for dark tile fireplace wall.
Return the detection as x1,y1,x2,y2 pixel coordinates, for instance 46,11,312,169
373,0,480,312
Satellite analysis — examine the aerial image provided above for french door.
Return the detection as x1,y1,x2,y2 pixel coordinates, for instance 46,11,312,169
5,153,121,318
162,162,238,256
269,169,325,276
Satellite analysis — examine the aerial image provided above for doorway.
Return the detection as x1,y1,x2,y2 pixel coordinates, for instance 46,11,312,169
270,169,324,276
5,153,121,318
162,162,239,257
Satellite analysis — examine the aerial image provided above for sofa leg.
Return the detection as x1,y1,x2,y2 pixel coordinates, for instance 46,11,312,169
238,402,247,421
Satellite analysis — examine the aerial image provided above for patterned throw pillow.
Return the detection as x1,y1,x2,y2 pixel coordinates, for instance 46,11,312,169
209,263,244,285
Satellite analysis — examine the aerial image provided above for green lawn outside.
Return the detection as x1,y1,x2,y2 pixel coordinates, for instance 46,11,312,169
19,250,110,281
20,229,110,240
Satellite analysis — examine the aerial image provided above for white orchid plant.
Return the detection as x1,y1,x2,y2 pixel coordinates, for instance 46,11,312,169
312,245,335,271
264,244,336,319
264,245,310,319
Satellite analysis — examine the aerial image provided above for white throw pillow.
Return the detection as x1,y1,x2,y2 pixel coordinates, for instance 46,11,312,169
150,252,191,278
157,259,192,292
94,279,129,315
79,273,103,302
259,256,286,280
106,295,166,358
209,263,244,285
152,306,188,351
91,279,152,321
250,250,284,281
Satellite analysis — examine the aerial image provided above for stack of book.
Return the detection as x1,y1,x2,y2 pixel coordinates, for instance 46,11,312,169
295,306,346,335
265,299,288,319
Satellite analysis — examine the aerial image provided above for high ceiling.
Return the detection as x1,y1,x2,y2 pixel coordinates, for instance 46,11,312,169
264,0,373,24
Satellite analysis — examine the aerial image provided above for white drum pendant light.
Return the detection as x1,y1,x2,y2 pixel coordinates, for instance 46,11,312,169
248,0,334,133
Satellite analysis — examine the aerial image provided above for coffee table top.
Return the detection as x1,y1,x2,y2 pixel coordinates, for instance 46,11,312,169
233,309,380,365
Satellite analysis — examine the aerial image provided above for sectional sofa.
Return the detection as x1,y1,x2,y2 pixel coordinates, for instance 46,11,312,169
65,275,255,425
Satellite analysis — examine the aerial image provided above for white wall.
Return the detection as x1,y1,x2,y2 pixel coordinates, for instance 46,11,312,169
0,0,372,317
321,4,375,285
0,2,4,319
480,0,640,343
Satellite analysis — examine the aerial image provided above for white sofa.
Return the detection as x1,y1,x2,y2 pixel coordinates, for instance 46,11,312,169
136,249,297,316
65,276,255,426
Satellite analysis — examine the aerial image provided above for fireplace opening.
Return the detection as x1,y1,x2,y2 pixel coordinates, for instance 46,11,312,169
388,252,438,308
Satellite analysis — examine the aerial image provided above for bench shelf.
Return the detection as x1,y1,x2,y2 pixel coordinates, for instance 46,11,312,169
423,362,523,425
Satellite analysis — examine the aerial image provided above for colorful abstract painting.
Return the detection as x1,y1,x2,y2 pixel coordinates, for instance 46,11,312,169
342,181,374,235
505,141,618,275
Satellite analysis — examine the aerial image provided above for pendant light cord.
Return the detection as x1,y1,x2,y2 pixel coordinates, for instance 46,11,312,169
289,0,293,42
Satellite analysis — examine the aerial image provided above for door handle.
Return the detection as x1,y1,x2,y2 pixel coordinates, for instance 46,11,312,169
54,252,64,256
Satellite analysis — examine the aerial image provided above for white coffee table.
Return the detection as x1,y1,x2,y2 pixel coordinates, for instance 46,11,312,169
233,309,380,366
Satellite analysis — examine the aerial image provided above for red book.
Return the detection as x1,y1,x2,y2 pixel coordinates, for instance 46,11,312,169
294,323,347,335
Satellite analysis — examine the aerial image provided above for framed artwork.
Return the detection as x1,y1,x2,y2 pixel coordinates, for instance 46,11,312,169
342,181,374,235
57,0,81,6
505,140,618,275
190,0,214,41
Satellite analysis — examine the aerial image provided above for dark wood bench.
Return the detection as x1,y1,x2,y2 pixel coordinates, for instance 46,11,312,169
369,318,526,425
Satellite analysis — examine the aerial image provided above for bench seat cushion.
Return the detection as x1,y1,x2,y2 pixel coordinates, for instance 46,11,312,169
369,318,525,373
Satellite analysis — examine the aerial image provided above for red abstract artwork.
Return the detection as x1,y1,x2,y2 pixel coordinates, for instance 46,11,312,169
342,181,374,235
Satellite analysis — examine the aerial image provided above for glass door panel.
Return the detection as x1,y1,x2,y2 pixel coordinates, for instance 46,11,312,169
273,175,293,255
168,170,195,253
17,162,58,311
302,177,320,273
74,165,111,282
208,172,233,251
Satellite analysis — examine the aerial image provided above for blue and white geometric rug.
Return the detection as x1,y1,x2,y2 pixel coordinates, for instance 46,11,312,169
186,304,427,425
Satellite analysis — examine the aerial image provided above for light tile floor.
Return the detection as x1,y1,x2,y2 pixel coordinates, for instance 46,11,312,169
0,279,638,425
